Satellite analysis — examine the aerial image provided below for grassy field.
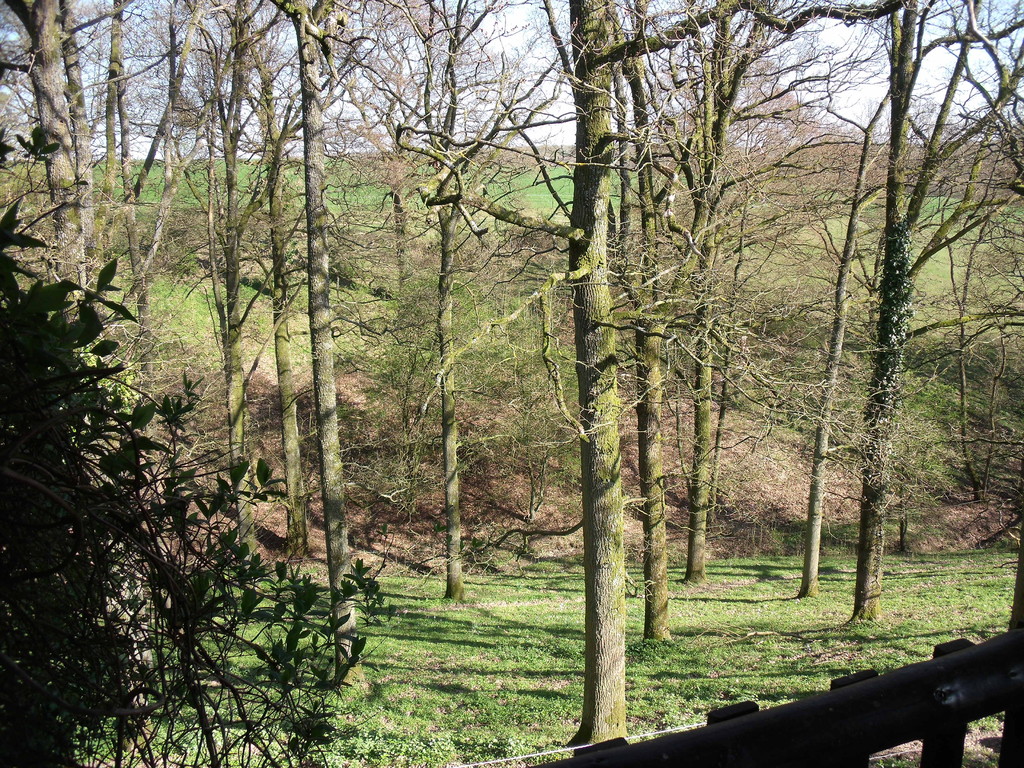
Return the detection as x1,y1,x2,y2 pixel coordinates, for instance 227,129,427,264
319,549,1016,767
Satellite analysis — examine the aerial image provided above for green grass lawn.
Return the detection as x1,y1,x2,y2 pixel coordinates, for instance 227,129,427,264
325,550,1016,767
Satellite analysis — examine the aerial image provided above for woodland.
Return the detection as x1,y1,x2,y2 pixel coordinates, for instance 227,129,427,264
1,0,1024,764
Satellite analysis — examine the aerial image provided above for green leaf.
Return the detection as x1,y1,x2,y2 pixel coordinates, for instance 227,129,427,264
131,402,157,430
0,201,21,232
90,339,118,357
24,280,75,314
240,587,260,616
76,303,103,346
96,259,117,291
255,458,271,486
99,297,135,322
229,461,249,488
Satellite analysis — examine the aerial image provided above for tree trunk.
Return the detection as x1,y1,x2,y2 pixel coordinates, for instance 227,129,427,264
394,187,412,288
625,47,670,642
800,103,882,598
953,250,984,501
27,0,87,276
267,119,308,559
852,4,916,622
853,216,912,620
292,10,356,681
98,2,122,258
568,0,627,743
686,323,714,585
218,9,254,548
1012,455,1024,629
438,206,464,601
59,0,95,279
636,328,670,639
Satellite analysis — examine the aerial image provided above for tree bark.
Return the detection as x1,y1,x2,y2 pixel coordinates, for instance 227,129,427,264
216,6,254,548
394,187,412,288
25,0,88,277
852,3,916,621
262,85,308,559
568,0,627,744
685,323,714,585
98,2,122,258
624,45,670,642
59,0,94,279
438,206,464,602
291,6,356,681
800,103,883,599
636,328,670,639
1012,455,1024,629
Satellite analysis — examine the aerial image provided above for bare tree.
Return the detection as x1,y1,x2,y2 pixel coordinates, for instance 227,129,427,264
799,99,886,598
272,0,359,682
852,0,1016,620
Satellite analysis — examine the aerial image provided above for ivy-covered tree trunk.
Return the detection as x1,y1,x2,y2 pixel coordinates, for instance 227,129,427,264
568,0,627,744
852,3,916,621
438,205,464,601
853,219,912,620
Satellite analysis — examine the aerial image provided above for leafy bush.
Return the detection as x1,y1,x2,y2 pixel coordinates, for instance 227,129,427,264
0,135,386,767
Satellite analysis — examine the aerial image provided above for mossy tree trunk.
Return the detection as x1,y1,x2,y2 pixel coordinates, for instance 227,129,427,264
438,205,464,602
257,60,308,559
852,3,916,621
673,12,754,587
10,0,89,277
287,0,357,681
1013,454,1024,629
212,3,255,548
685,317,714,585
568,0,627,744
624,46,670,641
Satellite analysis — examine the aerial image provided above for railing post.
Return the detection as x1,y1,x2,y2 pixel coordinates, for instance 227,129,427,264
535,631,1024,768
1000,707,1023,768
1000,625,1024,767
920,724,967,767
919,639,973,768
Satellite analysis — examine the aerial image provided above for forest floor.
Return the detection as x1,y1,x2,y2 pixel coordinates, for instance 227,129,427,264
302,549,1016,768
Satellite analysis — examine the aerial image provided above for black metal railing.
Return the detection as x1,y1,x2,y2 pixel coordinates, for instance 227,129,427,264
542,628,1024,768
